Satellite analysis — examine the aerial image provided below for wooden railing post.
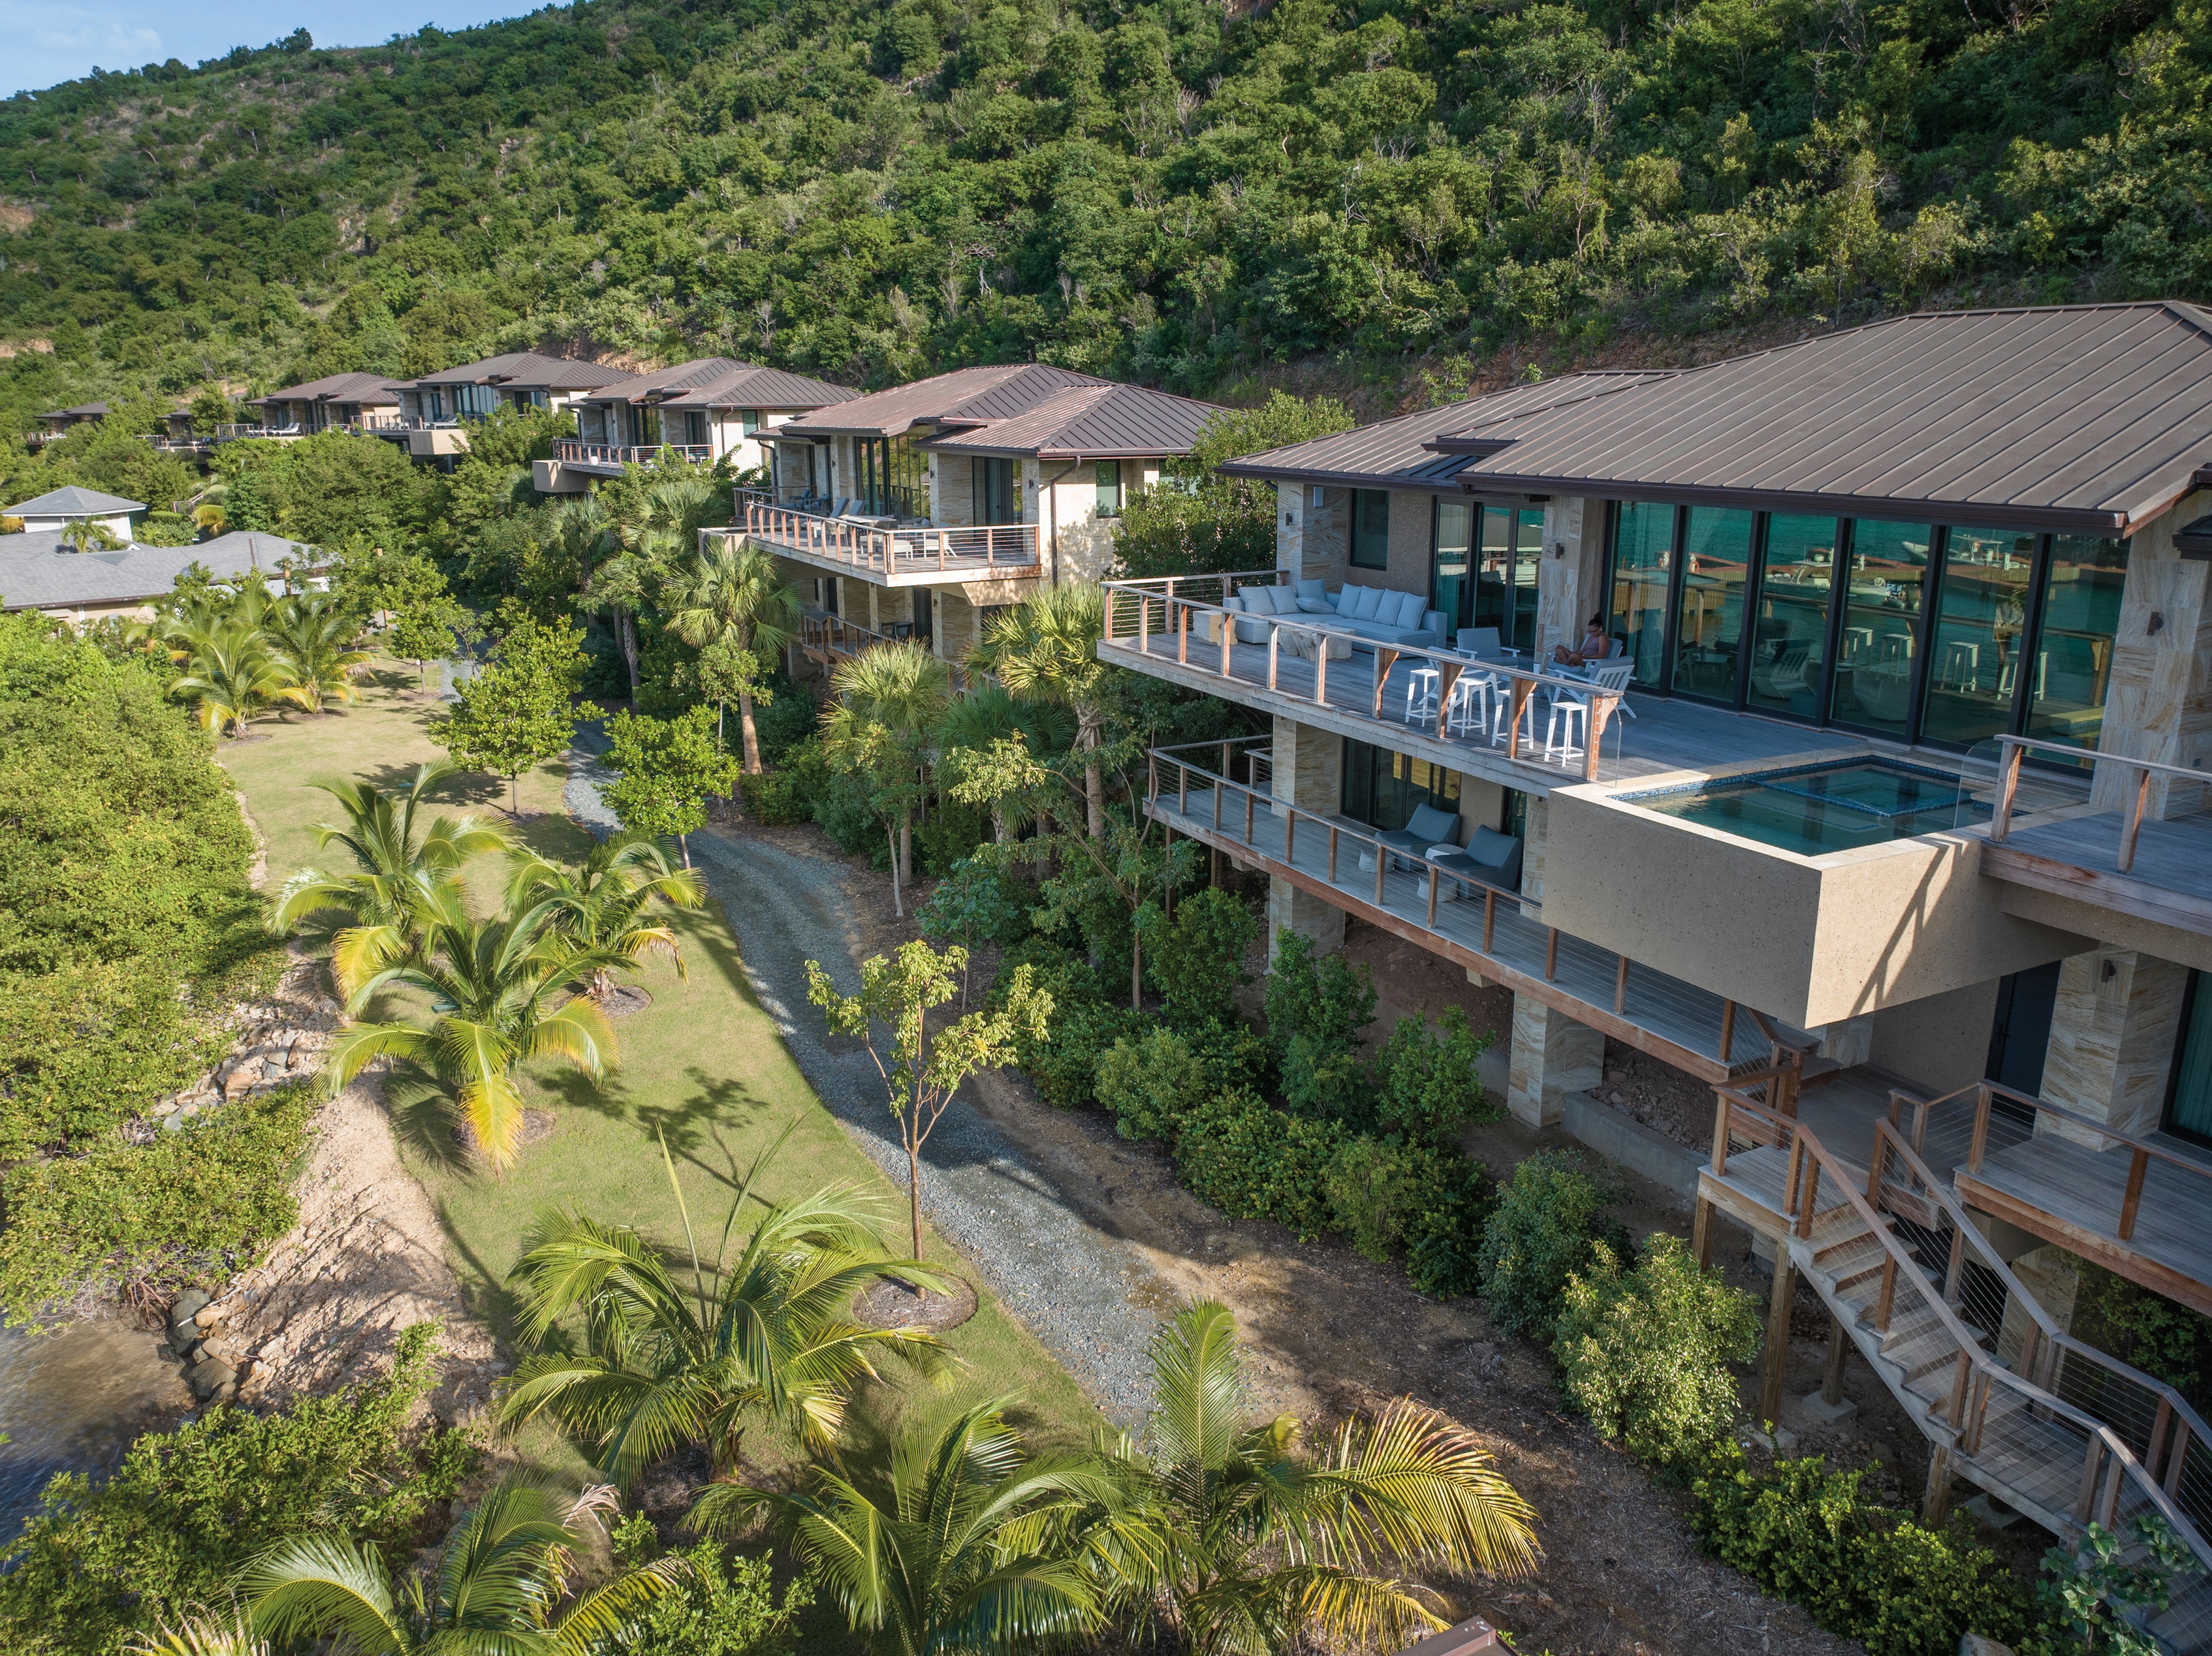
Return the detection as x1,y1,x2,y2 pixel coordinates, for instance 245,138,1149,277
1968,1084,1992,1174
2120,1146,2149,1241
1719,998,1737,1066
1992,738,2024,840
1712,1093,1732,1176
1483,886,1496,952
2120,767,2152,874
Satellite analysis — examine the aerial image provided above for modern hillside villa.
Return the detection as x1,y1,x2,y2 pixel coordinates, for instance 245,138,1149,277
243,372,406,438
385,352,632,462
729,363,1220,670
1078,302,2212,1627
534,358,858,492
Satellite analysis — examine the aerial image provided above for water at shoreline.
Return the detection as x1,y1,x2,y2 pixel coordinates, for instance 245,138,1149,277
0,1317,193,1539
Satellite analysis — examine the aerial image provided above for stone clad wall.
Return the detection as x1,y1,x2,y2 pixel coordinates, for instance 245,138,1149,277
2098,486,2212,818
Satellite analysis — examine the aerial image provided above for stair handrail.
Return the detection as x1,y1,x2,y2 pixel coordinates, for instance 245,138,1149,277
1876,1103,2212,1516
1764,1104,2212,1576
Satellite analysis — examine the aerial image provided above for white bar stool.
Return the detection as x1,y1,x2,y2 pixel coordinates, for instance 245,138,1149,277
1444,673,1490,738
1404,666,1441,723
1545,695,1588,763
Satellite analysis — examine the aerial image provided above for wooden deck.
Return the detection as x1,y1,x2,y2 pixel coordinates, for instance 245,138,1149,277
1150,782,1782,1080
1102,630,1869,797
1982,808,2212,936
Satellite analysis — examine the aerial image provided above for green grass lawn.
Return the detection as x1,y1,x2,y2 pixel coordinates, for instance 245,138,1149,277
216,664,1097,1485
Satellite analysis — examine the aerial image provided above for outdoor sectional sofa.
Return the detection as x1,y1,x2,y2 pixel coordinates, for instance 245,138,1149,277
1224,579,1448,652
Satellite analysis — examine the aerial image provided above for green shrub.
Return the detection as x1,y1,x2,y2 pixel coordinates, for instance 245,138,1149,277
0,1081,318,1320
992,935,1111,1014
1143,887,1257,1026
1691,1447,2031,1656
1184,1016,1271,1096
1325,1138,1494,1293
736,766,811,826
1263,929,1376,1121
1026,999,1151,1112
752,677,819,768
1478,1149,1628,1341
1374,1006,1498,1143
810,760,885,859
0,1323,476,1655
1174,1087,1347,1241
602,1536,813,1655
1097,1026,1212,1144
1554,1234,1759,1469
915,797,993,876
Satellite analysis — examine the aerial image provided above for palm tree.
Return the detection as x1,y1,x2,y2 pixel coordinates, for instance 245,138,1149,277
968,584,1110,838
937,682,1076,844
1101,1302,1540,1655
170,620,308,738
590,472,731,702
241,1479,685,1655
497,1132,952,1488
692,1395,1126,1655
265,593,370,712
126,1612,265,1656
325,899,623,1173
659,538,801,772
270,761,510,998
504,829,705,1002
821,640,951,915
59,516,125,553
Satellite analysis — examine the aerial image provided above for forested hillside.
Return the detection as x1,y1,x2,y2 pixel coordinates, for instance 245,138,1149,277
0,0,2204,432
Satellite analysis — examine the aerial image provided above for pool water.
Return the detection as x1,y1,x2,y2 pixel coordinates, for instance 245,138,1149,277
1625,761,1984,855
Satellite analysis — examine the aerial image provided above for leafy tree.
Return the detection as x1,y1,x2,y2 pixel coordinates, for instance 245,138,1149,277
325,898,623,1172
692,1395,1120,1655
2036,1515,2200,1655
916,856,1027,1005
133,511,198,547
498,1142,950,1485
1099,1301,1539,1654
268,760,510,998
387,589,480,686
1114,394,1356,579
602,705,739,868
806,941,1051,1261
599,1531,813,1656
242,1479,685,1655
660,538,799,772
503,828,705,1001
820,641,950,913
431,607,597,816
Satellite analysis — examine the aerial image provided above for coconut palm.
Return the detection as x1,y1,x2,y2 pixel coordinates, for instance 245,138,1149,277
271,760,510,998
325,899,623,1173
241,1479,685,1655
660,538,801,772
503,829,705,1002
967,583,1110,837
692,1395,1130,1656
497,1133,952,1488
59,516,125,553
125,1611,265,1656
170,620,308,738
265,593,371,712
1100,1301,1540,1655
821,640,951,915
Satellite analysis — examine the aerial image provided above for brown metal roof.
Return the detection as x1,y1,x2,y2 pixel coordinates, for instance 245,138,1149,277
779,363,1110,438
252,371,406,407
1214,375,1669,492
408,352,630,391
1446,304,2212,533
915,382,1224,459
653,364,859,412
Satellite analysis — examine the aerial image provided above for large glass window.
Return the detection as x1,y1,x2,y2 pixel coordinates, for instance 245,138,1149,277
1095,460,1122,517
1670,507,1754,701
1746,515,1842,718
1610,502,1674,686
1921,524,2038,748
1352,490,1391,569
1432,499,1472,636
1829,520,1931,738
1342,739,1459,833
1510,506,1543,653
973,457,1018,524
2025,534,2127,752
1474,505,1513,642
2169,972,2212,1146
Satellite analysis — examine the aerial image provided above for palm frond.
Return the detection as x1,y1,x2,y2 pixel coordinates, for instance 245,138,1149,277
241,1534,409,1655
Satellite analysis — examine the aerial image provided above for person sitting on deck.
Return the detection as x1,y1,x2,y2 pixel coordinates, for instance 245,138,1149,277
1552,614,1609,666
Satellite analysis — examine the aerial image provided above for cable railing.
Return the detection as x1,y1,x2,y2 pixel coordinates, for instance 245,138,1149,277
555,440,714,468
796,613,971,692
1100,572,1626,783
732,501,1040,580
1710,1084,2212,1637
1957,734,2212,876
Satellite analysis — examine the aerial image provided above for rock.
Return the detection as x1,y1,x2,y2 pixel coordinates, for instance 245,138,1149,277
186,1356,237,1398
193,1305,221,1329
161,1112,187,1134
286,1038,305,1071
1960,1636,2015,1656
222,1065,258,1101
169,1288,211,1328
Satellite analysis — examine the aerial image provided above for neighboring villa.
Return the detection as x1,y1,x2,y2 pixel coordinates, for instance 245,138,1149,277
1,528,312,624
242,373,406,438
736,363,1219,668
1102,303,2212,1579
33,402,110,442
6,485,145,536
536,359,858,492
388,352,631,462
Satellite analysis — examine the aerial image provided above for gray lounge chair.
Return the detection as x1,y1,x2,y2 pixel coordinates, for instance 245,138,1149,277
1425,826,1525,896
1377,801,1463,870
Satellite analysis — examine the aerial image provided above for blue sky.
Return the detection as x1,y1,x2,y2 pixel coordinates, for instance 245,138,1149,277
3,1,534,98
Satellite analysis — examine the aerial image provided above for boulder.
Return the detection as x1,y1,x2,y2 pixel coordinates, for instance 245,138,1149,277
221,1064,257,1101
193,1304,221,1329
168,1288,210,1328
186,1356,237,1398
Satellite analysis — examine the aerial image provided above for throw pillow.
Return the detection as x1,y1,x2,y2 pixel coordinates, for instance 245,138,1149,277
1346,586,1381,620
1391,591,1426,630
1294,578,1327,606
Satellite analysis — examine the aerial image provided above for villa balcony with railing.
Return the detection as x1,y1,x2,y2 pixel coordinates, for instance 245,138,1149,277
553,439,714,475
794,611,974,690
731,496,1041,588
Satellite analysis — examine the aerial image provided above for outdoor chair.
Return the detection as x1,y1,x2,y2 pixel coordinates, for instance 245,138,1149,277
1425,826,1524,900
1456,626,1503,658
1376,801,1462,873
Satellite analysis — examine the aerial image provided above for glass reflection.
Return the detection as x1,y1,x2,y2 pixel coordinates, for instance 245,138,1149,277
2025,535,2127,751
1609,502,1674,687
1921,525,2038,747
1746,514,1841,717
1433,500,1471,634
1829,521,1930,738
1670,507,1754,701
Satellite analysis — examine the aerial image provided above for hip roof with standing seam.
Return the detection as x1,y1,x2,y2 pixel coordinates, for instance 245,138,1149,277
778,363,1110,439
407,352,631,391
582,357,857,409
914,382,1225,458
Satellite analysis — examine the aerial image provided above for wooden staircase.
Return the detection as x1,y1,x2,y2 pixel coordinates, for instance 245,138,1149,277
1703,1076,2212,1652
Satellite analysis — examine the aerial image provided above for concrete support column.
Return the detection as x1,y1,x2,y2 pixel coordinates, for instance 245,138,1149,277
2039,946,2189,1143
1506,995,1603,1128
1534,496,1606,660
1266,715,1345,964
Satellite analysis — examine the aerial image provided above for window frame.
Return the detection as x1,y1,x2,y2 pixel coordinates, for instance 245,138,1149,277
1351,489,1391,570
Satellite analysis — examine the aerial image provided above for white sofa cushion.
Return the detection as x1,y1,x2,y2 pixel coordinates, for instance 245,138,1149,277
1346,586,1381,620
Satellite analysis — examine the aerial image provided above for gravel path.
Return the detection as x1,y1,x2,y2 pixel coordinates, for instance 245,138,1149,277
565,724,1165,1427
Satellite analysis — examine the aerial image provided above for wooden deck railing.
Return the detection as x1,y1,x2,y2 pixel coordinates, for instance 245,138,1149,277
1988,734,2212,873
555,440,714,468
1710,1084,2212,1581
1101,571,1623,782
797,612,970,692
736,501,1041,580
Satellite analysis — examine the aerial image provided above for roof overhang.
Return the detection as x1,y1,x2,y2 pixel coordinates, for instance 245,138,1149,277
2177,514,2212,560
1447,470,2133,535
1213,461,1477,496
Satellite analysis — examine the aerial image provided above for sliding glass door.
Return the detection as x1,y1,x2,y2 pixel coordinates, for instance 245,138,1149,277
1745,515,1843,719
1670,507,1755,702
1610,502,1673,686
1921,524,2038,749
1432,500,1472,640
1829,521,1931,740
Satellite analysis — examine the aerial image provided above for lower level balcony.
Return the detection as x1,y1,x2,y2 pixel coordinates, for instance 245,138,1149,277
734,499,1040,589
553,440,714,475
